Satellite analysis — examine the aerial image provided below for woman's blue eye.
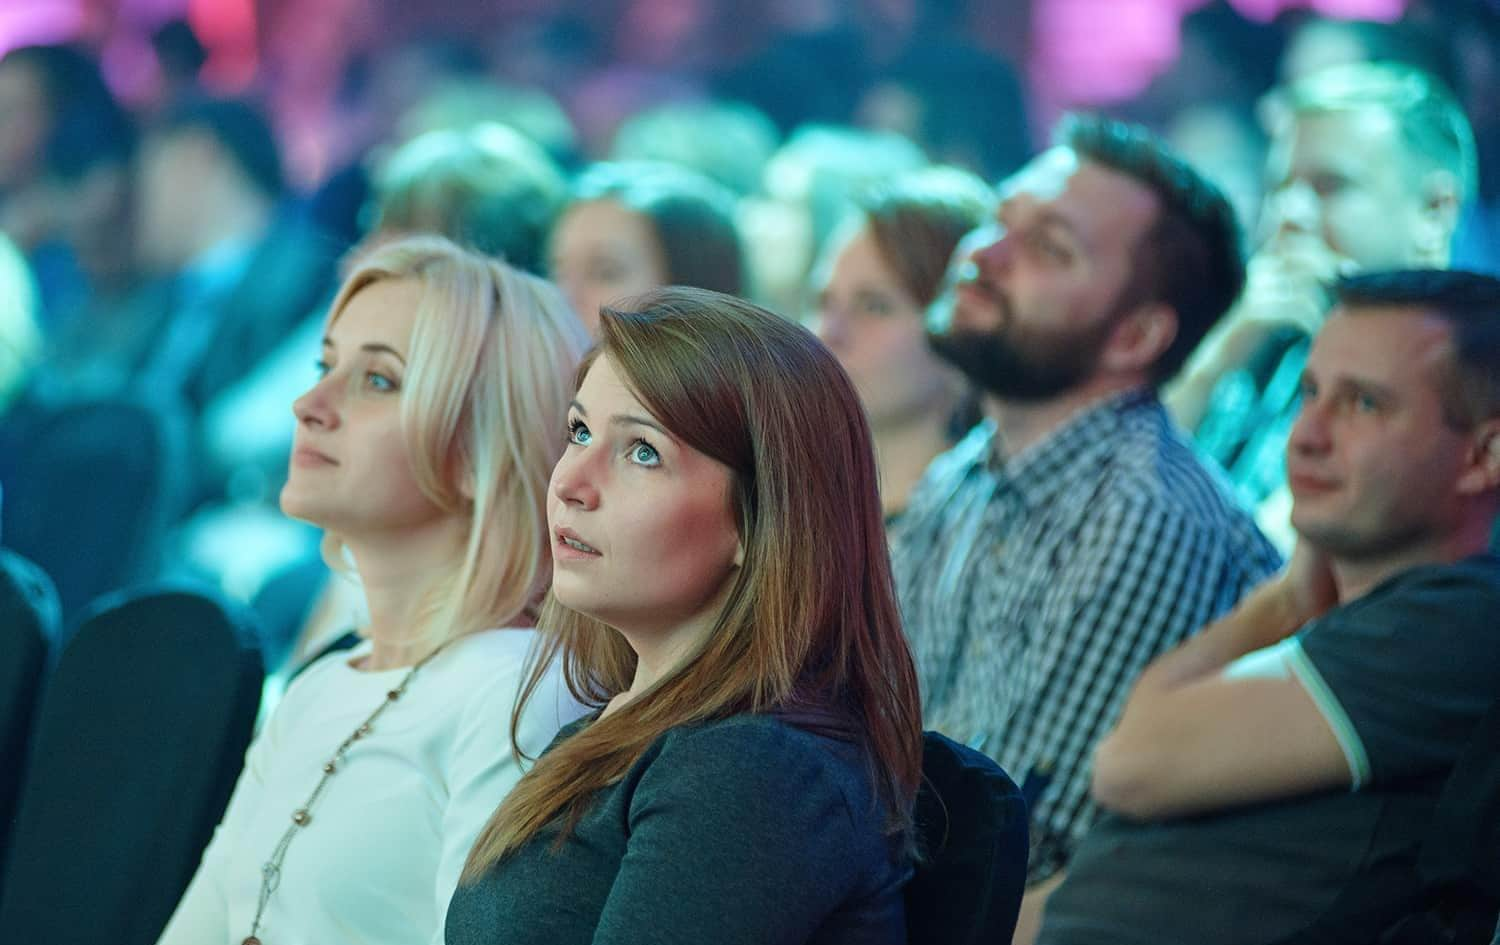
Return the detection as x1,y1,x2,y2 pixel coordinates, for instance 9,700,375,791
567,419,591,445
366,372,397,392
314,359,331,378
629,440,660,467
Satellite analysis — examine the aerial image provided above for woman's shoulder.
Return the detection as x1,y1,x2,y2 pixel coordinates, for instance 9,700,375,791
430,627,540,683
642,714,872,808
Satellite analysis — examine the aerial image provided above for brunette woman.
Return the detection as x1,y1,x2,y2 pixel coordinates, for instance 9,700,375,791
448,286,924,945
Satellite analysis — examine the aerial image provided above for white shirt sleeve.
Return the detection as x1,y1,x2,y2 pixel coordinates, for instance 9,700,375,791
155,721,274,945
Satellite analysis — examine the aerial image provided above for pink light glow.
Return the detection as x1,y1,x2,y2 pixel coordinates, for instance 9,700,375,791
0,1,85,56
1031,0,1410,110
1230,0,1406,21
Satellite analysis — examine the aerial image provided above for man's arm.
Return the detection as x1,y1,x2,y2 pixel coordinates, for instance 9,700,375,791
1090,544,1349,821
1011,871,1067,945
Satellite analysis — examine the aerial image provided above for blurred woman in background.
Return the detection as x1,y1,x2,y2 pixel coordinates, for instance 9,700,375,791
810,168,992,521
548,161,744,332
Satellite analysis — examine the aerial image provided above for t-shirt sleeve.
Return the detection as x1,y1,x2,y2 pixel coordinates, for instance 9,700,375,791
1290,563,1500,790
591,722,877,945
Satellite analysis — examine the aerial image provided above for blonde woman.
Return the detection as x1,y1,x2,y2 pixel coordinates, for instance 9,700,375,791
157,236,590,945
449,287,924,945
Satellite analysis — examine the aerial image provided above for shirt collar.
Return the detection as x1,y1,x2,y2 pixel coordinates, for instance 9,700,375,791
986,387,1159,509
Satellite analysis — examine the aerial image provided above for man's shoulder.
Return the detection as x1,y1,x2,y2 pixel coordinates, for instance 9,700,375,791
1106,403,1267,536
898,420,998,519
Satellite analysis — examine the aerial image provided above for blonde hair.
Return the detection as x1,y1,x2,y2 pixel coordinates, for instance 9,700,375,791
322,235,588,653
1278,61,1478,203
463,287,923,877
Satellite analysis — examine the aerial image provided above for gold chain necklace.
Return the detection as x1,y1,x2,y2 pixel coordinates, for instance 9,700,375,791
241,643,447,945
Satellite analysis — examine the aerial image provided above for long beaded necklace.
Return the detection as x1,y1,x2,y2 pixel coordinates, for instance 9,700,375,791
241,643,447,945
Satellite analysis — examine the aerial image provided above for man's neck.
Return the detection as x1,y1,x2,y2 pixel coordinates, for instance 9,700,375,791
1332,522,1495,604
984,376,1150,458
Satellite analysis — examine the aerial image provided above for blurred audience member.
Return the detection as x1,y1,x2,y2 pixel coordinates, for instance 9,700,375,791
365,121,567,275
809,166,991,520
550,161,743,332
609,99,780,198
1164,103,1267,243
157,236,589,944
1168,63,1477,547
393,79,578,170
744,124,927,315
1042,270,1500,944
1278,15,1460,91
0,43,135,328
856,0,1031,182
0,232,39,416
132,96,337,417
891,115,1281,942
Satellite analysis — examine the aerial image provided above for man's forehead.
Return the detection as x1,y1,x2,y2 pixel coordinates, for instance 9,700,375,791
1284,106,1402,158
1312,305,1453,375
1000,146,1160,246
998,146,1079,202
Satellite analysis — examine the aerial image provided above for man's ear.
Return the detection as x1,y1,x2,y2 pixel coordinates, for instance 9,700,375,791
1456,419,1500,495
1415,169,1461,265
1102,302,1178,376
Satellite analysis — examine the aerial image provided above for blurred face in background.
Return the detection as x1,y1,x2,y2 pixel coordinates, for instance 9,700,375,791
135,128,206,271
1259,108,1430,269
550,198,668,334
812,220,959,429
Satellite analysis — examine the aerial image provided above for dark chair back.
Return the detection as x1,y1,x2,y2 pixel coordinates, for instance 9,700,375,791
1378,694,1500,944
0,398,185,623
0,585,262,945
905,731,1030,945
0,549,59,873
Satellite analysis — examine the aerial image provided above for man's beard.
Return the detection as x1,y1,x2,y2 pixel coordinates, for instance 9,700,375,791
926,283,1110,402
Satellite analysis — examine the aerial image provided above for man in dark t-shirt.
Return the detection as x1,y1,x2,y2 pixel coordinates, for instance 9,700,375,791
1039,270,1500,945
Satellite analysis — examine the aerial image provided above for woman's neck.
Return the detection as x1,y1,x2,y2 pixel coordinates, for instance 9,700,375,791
873,410,955,518
344,522,467,671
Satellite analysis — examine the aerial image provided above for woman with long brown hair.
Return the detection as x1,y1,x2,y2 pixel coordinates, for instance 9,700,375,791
447,287,925,944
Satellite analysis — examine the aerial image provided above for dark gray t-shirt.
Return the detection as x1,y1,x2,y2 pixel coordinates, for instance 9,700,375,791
446,713,911,945
1038,555,1500,945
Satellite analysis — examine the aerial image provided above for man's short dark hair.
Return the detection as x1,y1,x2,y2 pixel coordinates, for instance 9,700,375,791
1335,269,1500,430
1056,113,1245,385
154,96,284,198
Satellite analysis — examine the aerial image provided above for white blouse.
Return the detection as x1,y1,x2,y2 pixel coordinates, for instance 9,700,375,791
156,628,584,945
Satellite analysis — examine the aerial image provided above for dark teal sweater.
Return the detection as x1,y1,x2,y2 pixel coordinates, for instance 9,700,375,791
446,714,911,945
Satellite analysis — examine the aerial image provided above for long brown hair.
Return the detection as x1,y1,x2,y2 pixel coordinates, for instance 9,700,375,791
463,286,923,877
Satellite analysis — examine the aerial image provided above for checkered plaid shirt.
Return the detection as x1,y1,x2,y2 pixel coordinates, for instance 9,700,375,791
890,389,1281,884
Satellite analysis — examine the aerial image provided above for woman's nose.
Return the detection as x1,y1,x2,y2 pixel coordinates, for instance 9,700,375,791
292,374,340,430
551,450,600,509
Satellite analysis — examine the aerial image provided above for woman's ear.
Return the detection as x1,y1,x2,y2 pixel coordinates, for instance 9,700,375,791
733,539,744,568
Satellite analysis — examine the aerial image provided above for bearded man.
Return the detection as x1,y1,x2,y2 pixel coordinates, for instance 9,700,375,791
888,114,1281,942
